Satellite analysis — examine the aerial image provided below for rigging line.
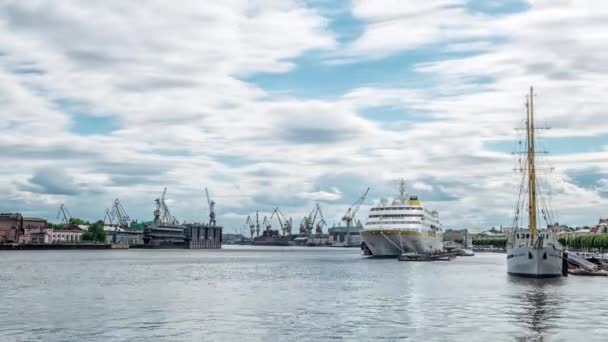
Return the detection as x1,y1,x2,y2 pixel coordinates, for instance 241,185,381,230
512,125,528,230
536,169,556,226
512,158,528,230
537,184,554,227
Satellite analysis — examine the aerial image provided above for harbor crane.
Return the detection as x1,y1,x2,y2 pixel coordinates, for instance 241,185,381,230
342,187,370,227
154,188,179,225
245,215,255,238
111,198,131,228
300,203,324,236
103,208,115,226
56,203,72,224
205,187,216,226
262,216,272,233
315,218,326,234
270,207,292,236
255,211,261,237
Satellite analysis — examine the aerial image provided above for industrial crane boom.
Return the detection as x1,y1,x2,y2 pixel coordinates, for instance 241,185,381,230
342,187,370,227
205,187,216,225
56,203,72,224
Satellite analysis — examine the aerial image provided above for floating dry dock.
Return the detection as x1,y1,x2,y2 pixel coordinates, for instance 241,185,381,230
142,188,222,249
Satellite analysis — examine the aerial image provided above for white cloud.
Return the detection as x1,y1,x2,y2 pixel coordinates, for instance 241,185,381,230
1,0,608,231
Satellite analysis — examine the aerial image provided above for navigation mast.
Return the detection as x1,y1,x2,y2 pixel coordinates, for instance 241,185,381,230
527,86,537,241
399,178,406,200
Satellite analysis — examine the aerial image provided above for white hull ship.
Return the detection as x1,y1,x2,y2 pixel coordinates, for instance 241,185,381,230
361,180,442,256
506,87,563,278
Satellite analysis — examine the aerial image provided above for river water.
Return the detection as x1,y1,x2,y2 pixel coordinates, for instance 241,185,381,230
1,246,606,341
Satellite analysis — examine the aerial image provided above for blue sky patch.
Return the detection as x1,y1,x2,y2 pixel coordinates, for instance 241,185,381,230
358,105,431,123
465,0,529,15
54,97,120,135
244,45,473,99
71,114,119,136
214,155,258,168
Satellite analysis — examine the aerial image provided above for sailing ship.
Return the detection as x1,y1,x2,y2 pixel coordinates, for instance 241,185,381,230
506,87,564,278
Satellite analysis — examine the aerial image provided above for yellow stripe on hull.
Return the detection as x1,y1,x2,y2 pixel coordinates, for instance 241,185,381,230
361,230,441,240
361,230,443,256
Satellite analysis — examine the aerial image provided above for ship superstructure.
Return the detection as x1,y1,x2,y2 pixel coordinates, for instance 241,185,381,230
361,180,442,256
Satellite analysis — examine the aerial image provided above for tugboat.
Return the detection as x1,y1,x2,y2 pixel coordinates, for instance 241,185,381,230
506,87,564,278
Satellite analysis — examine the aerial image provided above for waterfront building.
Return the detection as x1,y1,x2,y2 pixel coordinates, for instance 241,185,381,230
0,213,49,244
443,229,473,248
328,226,362,247
105,229,144,245
591,218,608,234
51,225,84,244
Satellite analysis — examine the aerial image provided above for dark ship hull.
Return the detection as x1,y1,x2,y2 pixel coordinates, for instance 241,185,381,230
253,229,291,246
143,223,222,249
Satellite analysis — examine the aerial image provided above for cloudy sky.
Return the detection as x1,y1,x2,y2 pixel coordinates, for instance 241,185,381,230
1,0,607,232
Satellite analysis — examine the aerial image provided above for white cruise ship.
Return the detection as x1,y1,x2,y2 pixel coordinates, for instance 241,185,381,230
361,180,443,256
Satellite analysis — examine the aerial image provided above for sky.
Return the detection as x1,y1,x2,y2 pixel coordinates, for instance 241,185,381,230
1,0,608,232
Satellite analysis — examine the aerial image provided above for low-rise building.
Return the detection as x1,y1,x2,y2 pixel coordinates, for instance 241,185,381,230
0,213,49,244
105,229,144,245
443,228,473,248
51,225,84,244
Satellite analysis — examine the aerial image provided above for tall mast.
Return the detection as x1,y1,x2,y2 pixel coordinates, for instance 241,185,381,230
527,86,537,241
399,178,406,199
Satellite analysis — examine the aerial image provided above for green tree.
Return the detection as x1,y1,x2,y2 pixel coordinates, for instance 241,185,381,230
69,218,90,225
472,238,506,247
82,220,106,243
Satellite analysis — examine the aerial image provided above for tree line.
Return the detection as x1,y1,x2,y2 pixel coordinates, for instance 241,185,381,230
559,234,608,251
472,238,507,247
49,218,106,243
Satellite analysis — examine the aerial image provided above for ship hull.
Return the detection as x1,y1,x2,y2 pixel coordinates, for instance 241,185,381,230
361,230,443,256
252,237,291,246
507,246,563,278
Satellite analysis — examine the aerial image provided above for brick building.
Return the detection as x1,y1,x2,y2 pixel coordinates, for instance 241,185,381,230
0,213,49,244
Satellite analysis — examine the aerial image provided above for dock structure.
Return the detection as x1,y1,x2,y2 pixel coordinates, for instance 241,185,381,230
142,187,222,249
185,224,222,249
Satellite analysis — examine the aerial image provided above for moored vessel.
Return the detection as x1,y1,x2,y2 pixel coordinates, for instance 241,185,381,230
249,211,292,246
361,180,443,256
506,87,563,278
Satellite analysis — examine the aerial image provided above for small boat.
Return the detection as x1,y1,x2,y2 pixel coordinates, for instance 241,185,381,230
459,249,475,256
569,268,608,277
398,252,454,262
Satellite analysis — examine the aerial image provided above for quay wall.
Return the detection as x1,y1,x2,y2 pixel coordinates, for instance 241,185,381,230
0,244,112,250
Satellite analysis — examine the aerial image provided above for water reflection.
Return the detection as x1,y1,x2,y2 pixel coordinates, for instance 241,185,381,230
508,277,564,341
